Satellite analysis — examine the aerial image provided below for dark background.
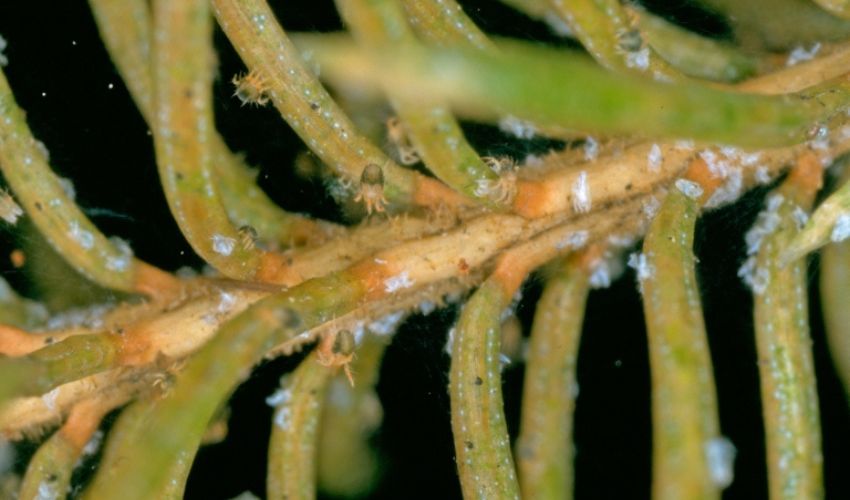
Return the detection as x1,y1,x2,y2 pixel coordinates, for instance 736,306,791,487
0,1,848,498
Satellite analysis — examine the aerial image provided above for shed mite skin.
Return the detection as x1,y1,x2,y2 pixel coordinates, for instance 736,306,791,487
232,71,270,106
386,116,420,165
482,156,519,204
354,163,389,214
616,28,643,53
0,188,23,225
618,8,644,53
238,224,258,250
316,329,356,386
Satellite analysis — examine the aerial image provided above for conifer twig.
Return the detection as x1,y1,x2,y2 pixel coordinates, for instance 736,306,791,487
819,158,850,399
640,160,727,498
748,153,824,499
516,252,592,499
335,0,503,206
267,353,333,499
88,0,339,249
0,334,120,407
812,0,850,19
210,0,465,211
150,0,275,280
86,391,197,499
539,0,683,80
303,37,850,148
18,398,113,500
401,0,495,50
631,7,757,82
0,70,176,295
317,333,386,496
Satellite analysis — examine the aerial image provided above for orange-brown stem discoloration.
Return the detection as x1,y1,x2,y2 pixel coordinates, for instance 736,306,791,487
60,399,109,451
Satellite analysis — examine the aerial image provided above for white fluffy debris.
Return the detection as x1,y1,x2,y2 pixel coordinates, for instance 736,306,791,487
831,213,850,242
675,139,695,150
704,436,737,488
647,143,662,173
625,47,650,70
106,236,134,272
473,178,492,198
273,406,292,430
368,311,405,336
627,252,654,293
745,194,783,254
35,481,59,500
738,257,770,295
674,179,704,199
583,137,599,162
418,300,436,316
607,233,636,248
643,196,661,219
791,206,809,229
58,177,76,200
265,386,292,407
499,115,536,139
444,327,456,355
0,189,23,225
543,11,574,37
211,234,236,256
738,194,785,294
68,220,94,249
705,168,742,208
555,230,589,250
216,290,237,313
384,271,414,293
46,303,112,330
755,166,771,185
589,261,611,289
499,353,512,372
41,387,60,412
571,171,592,213
786,42,821,67
81,430,104,458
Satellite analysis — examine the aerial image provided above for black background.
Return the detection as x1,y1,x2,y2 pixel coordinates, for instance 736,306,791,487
0,1,849,499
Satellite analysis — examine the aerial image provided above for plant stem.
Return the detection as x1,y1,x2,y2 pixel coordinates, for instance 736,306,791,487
18,399,109,500
267,354,333,500
81,265,380,499
633,7,757,82
305,37,850,147
541,0,682,80
783,168,850,262
151,0,273,280
317,333,386,497
401,0,495,50
820,160,850,400
516,254,590,499
0,70,173,294
0,277,46,329
335,0,501,206
813,0,850,19
210,0,464,211
450,279,520,499
0,334,119,407
698,0,850,50
641,164,725,499
88,0,338,249
750,153,824,499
